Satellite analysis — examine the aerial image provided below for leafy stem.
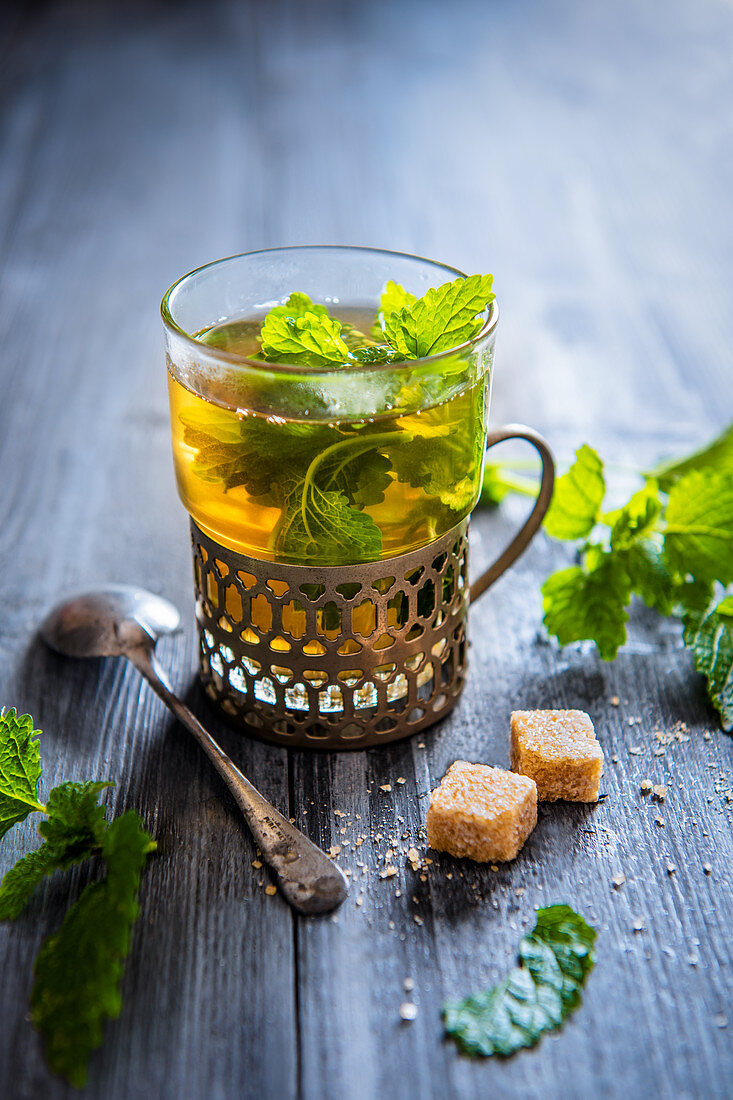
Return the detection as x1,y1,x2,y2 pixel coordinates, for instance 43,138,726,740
479,423,733,729
0,711,155,1086
303,429,398,494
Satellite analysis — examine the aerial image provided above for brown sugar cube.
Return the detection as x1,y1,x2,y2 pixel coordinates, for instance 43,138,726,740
511,710,604,802
426,761,537,862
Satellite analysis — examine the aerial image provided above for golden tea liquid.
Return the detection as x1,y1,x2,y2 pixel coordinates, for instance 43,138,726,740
168,307,488,566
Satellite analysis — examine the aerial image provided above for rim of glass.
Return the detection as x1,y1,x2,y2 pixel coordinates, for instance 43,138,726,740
160,245,499,375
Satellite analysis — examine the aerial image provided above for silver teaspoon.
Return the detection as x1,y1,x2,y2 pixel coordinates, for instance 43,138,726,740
40,585,348,915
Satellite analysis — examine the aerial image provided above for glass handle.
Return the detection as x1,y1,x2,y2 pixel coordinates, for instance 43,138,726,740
469,425,555,603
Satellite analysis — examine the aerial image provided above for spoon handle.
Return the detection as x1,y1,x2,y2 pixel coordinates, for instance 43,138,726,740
127,645,348,915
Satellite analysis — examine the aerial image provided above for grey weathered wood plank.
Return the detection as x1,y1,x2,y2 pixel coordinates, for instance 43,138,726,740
0,3,297,1097
1,0,732,1098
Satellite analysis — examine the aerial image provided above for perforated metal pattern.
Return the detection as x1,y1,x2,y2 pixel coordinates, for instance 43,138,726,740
191,519,470,749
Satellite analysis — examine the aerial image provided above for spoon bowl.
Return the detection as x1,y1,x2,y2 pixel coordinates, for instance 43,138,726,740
40,585,347,915
41,584,181,660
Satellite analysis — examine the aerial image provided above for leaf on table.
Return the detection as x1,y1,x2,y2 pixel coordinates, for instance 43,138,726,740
0,709,44,840
542,551,631,660
31,811,155,1089
543,445,605,541
606,481,663,546
672,576,716,617
443,904,596,1057
645,421,733,491
620,538,677,616
683,600,733,731
664,470,733,585
382,274,494,358
0,781,113,920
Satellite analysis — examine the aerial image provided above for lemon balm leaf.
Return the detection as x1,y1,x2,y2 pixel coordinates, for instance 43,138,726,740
0,781,113,920
544,445,605,541
180,407,341,497
379,279,417,317
606,482,663,546
259,310,350,366
645,421,733,491
264,291,331,323
382,274,494,358
0,709,45,839
30,811,155,1089
0,846,79,921
664,470,733,585
619,539,676,616
683,601,733,731
0,711,155,1087
348,343,404,364
542,554,631,660
443,905,596,1057
276,479,383,564
476,424,733,728
372,280,417,338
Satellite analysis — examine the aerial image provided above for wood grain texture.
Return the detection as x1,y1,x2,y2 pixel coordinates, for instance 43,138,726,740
1,1,732,1097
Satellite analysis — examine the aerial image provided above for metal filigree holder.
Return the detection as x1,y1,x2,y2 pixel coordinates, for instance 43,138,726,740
192,520,469,749
190,425,556,751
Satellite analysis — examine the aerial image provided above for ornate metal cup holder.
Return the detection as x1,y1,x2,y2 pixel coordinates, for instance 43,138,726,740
193,520,469,749
191,425,554,751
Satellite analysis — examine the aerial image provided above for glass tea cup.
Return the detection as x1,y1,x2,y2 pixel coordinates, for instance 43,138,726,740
161,247,554,749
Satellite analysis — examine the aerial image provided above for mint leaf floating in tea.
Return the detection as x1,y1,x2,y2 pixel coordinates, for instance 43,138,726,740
261,291,398,363
175,271,494,565
372,279,417,339
31,811,154,1089
443,905,596,1057
381,273,494,358
260,303,350,366
348,343,404,364
272,430,397,563
276,479,384,564
180,406,341,498
0,709,155,1086
263,290,331,323
0,708,45,839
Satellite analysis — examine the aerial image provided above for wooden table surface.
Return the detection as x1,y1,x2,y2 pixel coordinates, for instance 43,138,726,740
1,2,732,1097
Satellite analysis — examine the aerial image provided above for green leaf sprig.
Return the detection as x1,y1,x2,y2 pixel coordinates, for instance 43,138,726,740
479,423,733,729
443,904,596,1057
256,278,494,369
185,276,494,562
0,708,155,1087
